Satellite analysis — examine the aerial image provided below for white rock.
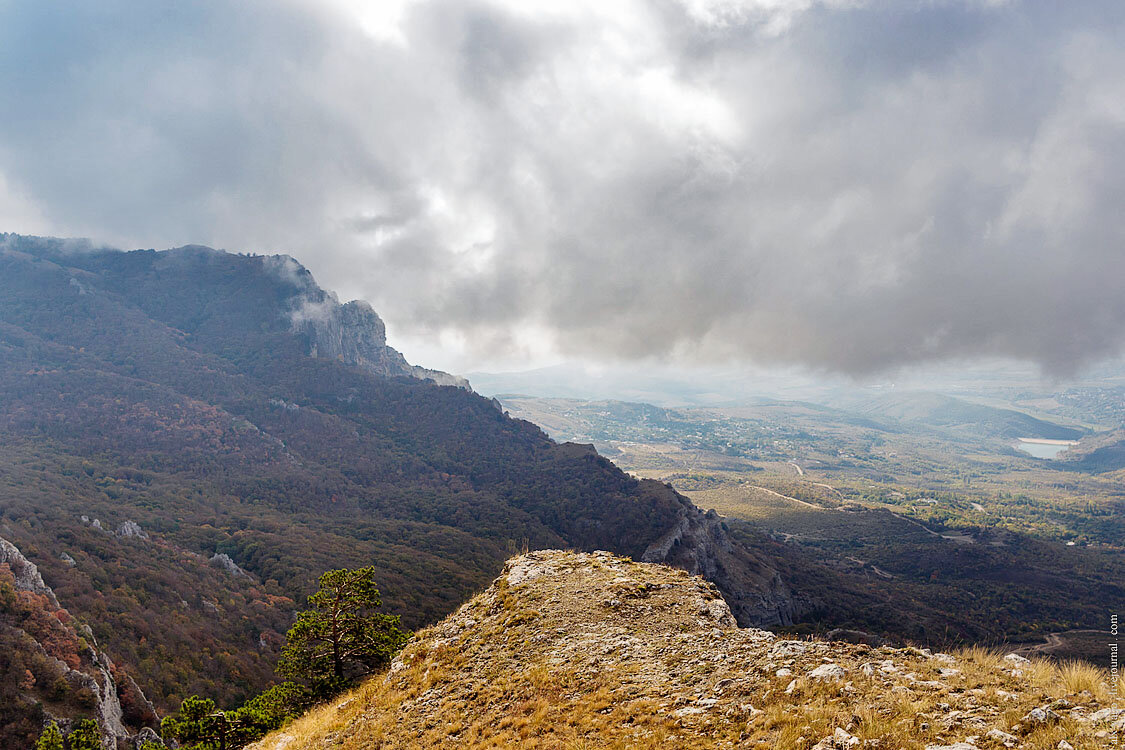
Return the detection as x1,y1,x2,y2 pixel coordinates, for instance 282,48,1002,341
0,537,59,604
704,598,737,626
115,520,149,539
985,728,1017,747
770,641,810,658
505,554,559,586
776,668,793,677
211,552,248,577
1088,708,1125,724
915,680,947,690
1023,706,1061,725
809,663,847,681
811,727,860,750
1002,653,1030,666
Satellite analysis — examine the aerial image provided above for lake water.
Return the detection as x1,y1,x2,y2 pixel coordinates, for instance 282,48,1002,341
1015,439,1077,459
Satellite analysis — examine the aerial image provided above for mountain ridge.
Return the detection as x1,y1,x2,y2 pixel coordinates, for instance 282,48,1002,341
1,234,468,390
0,233,807,746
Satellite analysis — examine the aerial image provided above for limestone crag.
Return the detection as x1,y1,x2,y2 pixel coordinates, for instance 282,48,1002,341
0,535,153,749
211,552,249,577
642,495,803,627
0,536,60,607
291,293,469,389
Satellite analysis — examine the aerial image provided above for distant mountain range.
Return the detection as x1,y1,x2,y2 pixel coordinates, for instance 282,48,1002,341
469,359,1125,422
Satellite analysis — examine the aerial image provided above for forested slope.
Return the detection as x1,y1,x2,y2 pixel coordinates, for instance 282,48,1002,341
0,235,794,730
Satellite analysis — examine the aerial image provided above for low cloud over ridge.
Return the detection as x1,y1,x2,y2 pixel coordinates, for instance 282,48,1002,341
0,1,1122,375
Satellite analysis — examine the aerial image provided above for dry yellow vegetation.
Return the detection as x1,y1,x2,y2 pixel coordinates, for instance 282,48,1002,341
250,551,1123,749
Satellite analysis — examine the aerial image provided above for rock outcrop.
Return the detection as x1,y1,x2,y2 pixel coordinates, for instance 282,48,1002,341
642,494,802,627
210,552,248,578
0,537,60,607
114,521,148,540
288,284,469,389
250,551,1107,750
0,535,154,749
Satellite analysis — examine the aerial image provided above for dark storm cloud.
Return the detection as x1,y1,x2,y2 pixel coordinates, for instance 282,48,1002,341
0,0,1123,374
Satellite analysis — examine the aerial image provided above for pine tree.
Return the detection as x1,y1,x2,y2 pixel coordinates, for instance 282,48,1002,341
66,719,102,750
278,567,408,695
238,681,310,730
33,722,63,750
160,683,310,750
161,695,245,750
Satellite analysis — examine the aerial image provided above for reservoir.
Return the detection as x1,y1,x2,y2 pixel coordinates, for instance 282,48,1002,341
1015,438,1077,459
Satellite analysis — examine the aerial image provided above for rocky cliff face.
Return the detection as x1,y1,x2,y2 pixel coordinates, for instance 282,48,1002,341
0,538,60,607
287,276,468,389
639,493,802,627
0,536,155,749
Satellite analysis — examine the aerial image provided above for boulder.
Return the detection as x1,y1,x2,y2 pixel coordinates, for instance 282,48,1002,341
809,663,847,681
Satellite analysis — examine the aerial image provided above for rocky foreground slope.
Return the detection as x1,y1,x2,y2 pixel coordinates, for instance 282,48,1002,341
1,535,157,749
252,551,1120,749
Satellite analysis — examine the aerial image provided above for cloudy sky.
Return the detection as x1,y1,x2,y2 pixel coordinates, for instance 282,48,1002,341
1,0,1123,377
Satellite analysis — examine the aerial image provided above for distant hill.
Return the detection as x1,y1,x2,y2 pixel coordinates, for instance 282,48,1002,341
1056,428,1125,472
0,234,800,746
830,391,1085,440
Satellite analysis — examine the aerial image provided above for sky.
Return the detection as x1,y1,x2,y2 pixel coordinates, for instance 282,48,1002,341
0,0,1123,378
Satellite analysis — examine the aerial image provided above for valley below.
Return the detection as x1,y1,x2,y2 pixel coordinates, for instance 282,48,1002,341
495,388,1125,667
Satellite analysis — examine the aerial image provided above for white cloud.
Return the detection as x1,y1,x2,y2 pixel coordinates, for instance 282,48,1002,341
0,0,1122,376
0,171,48,236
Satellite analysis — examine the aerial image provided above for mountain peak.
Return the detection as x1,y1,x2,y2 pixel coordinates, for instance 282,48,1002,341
0,233,469,389
287,284,469,389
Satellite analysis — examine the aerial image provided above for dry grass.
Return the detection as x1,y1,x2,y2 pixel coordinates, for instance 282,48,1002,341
249,553,1116,750
1058,659,1110,697
952,644,1006,671
255,642,1116,750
